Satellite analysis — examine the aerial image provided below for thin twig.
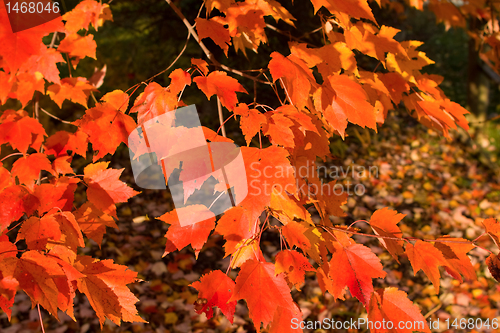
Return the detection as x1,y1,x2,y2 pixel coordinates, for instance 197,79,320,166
34,92,43,186
323,223,493,254
473,231,487,242
215,63,271,85
37,304,46,333
266,24,322,48
253,80,257,106
255,104,274,111
279,78,293,106
147,30,191,84
64,53,72,77
424,302,442,319
196,1,205,19
217,97,227,137
6,220,24,234
469,114,500,124
165,0,270,85
40,108,74,125
122,83,144,112
0,249,19,257
216,114,234,136
49,32,58,48
265,23,304,43
299,26,323,40
90,91,99,105
263,72,283,104
165,0,213,61
0,152,23,162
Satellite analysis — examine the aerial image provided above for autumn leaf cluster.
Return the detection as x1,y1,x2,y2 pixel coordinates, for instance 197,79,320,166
1,0,500,332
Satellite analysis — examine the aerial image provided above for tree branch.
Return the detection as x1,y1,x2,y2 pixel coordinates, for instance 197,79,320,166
34,92,43,186
217,97,227,137
40,108,75,125
165,0,271,85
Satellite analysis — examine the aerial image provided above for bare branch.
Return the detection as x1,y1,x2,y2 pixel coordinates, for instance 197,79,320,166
217,97,226,137
40,108,75,125
165,0,271,85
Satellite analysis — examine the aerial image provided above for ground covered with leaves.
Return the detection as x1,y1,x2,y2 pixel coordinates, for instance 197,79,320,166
2,115,500,333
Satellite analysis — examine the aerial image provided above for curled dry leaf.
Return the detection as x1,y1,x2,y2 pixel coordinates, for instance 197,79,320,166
487,253,500,283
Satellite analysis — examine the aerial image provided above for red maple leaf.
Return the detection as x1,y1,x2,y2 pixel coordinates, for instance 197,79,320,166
190,270,237,322
194,71,247,110
229,259,300,332
159,205,216,258
83,162,139,217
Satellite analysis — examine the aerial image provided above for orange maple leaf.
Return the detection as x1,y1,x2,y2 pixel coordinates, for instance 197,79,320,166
168,68,191,95
368,288,431,333
196,18,231,55
435,236,476,282
0,185,39,233
191,58,209,76
483,218,500,248
74,102,137,161
19,45,65,84
83,162,139,217
194,71,247,110
281,220,312,251
17,212,84,251
369,207,406,262
8,251,81,319
11,153,55,188
239,146,296,224
0,264,18,320
329,243,386,306
62,0,112,33
405,240,447,293
159,205,216,258
74,255,146,327
73,202,118,247
318,74,377,138
44,130,89,158
47,77,97,108
100,90,129,111
233,104,267,145
33,178,79,214
215,206,255,256
0,110,46,154
0,1,63,73
229,259,300,333
190,270,237,322
269,186,310,225
130,82,180,126
275,249,315,291
58,33,97,68
269,52,316,110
